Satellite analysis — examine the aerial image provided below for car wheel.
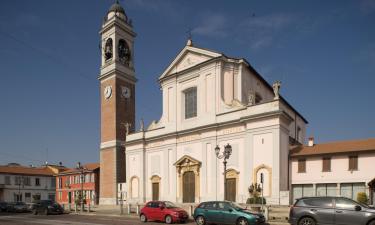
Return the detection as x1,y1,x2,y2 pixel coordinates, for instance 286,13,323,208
368,220,375,225
195,215,206,225
237,217,248,225
298,217,316,225
33,209,38,215
165,215,173,224
140,213,147,222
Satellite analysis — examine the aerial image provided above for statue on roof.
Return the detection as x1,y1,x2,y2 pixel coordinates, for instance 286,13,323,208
272,81,281,100
247,90,256,106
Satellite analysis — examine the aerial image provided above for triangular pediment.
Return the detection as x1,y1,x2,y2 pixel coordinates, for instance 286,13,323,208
159,45,222,80
173,155,201,167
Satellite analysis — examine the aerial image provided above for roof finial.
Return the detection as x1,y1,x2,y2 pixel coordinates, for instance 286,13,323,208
186,27,193,46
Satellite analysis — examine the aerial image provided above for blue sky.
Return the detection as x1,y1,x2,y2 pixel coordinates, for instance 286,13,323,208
0,0,374,167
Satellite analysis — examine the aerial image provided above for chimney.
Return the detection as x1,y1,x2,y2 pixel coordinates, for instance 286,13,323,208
59,162,62,166
308,137,314,147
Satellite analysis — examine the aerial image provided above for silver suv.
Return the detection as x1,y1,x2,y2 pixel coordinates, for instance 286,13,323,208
289,197,375,225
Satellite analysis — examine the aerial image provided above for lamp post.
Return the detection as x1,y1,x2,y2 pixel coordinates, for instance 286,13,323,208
215,143,232,201
76,162,85,212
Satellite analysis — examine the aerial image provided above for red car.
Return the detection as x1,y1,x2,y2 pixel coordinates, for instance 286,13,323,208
140,201,189,224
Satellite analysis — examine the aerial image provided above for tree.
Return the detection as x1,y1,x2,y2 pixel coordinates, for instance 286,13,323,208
74,191,86,206
357,192,368,204
247,182,266,204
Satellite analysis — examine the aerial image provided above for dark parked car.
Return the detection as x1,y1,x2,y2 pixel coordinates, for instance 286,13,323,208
32,200,63,215
5,202,28,212
140,201,189,224
0,202,7,212
289,196,375,225
193,201,265,225
13,202,28,212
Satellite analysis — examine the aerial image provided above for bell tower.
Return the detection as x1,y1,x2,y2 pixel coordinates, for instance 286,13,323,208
98,1,136,205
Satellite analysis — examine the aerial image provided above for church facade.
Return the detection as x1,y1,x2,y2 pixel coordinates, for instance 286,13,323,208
98,2,308,205
98,2,375,206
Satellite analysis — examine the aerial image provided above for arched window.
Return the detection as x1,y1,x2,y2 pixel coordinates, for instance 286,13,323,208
118,39,131,65
104,38,113,60
130,176,139,198
184,87,197,119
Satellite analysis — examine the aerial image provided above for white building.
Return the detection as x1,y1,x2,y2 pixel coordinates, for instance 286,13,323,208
290,138,375,205
0,164,62,203
125,39,307,205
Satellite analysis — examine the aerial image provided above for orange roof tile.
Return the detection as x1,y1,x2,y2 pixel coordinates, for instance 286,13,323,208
290,138,375,157
0,165,55,176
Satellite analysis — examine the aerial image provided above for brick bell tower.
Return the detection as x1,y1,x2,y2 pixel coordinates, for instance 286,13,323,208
98,1,136,205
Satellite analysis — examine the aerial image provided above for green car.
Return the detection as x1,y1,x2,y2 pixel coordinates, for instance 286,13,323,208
193,201,265,225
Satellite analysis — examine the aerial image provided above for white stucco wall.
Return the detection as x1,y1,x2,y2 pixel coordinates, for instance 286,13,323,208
291,153,375,184
0,174,56,202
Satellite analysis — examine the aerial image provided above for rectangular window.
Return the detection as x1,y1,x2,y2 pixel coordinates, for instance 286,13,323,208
322,157,331,172
15,176,21,185
340,182,366,200
349,155,358,171
5,176,10,185
58,178,63,189
292,184,314,202
35,178,40,186
25,193,31,203
316,183,337,196
298,159,306,173
184,87,197,119
23,177,31,186
85,174,90,183
91,174,95,183
51,177,56,188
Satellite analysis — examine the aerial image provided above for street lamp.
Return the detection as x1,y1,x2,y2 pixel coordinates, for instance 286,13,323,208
215,143,232,201
76,162,85,212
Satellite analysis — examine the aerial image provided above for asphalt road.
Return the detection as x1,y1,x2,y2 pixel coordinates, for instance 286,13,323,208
0,213,196,225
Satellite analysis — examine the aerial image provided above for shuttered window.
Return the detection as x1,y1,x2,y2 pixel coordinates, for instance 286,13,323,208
322,157,331,172
184,87,197,119
348,155,358,171
298,159,306,173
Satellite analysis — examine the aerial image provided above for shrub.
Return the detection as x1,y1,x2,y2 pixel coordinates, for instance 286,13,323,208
357,192,368,204
246,197,266,204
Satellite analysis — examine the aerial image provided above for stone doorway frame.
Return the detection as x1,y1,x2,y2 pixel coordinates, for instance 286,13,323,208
225,169,240,202
150,175,161,201
174,155,201,203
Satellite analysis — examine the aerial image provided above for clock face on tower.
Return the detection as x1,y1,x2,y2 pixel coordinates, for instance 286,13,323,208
104,86,112,99
121,86,131,98
118,39,131,66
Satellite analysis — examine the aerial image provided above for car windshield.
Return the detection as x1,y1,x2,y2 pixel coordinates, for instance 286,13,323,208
356,200,370,208
229,202,246,211
164,201,177,208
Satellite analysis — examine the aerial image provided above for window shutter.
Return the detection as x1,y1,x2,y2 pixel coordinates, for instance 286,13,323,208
349,156,358,170
298,159,306,173
323,157,331,172
353,156,358,170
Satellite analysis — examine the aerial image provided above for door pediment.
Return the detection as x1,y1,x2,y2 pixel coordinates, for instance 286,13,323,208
174,155,201,175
